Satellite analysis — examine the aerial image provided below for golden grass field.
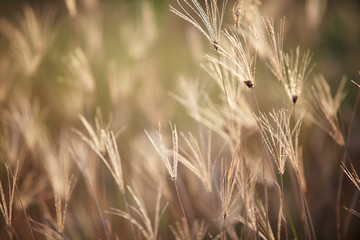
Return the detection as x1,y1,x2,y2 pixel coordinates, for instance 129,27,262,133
0,0,360,239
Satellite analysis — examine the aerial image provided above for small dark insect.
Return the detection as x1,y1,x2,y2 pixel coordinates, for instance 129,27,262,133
292,95,298,104
244,80,254,88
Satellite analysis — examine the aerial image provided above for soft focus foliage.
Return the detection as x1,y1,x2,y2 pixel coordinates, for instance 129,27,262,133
0,0,360,239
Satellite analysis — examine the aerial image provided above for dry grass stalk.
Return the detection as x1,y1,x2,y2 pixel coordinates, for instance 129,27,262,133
3,99,47,153
234,162,275,240
0,0,358,239
195,219,209,240
297,146,307,192
351,79,360,88
176,67,256,145
206,29,257,88
0,5,55,76
74,109,108,153
102,130,125,193
0,161,19,227
41,132,76,235
173,77,244,145
178,131,213,192
251,17,285,83
131,136,169,193
53,175,75,236
219,158,241,226
170,0,228,50
255,108,305,174
282,47,314,104
249,16,313,104
170,217,191,240
255,111,287,175
31,219,66,240
74,112,128,239
341,162,360,191
107,184,168,240
70,136,111,240
343,207,360,218
308,75,346,146
145,122,179,181
75,113,125,194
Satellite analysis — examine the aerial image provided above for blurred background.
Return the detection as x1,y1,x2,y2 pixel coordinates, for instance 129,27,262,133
0,0,359,239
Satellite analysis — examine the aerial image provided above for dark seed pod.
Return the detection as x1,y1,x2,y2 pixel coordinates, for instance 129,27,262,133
244,80,254,88
292,95,298,104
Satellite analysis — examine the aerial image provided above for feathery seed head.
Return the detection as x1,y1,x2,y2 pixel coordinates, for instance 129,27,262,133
170,0,228,50
283,47,314,104
255,108,305,174
145,122,179,181
0,5,55,76
308,75,346,146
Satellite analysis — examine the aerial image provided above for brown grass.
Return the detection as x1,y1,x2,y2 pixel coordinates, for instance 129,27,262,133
0,0,359,239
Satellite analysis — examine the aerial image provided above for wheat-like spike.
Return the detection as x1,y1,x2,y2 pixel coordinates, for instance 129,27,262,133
102,130,125,194
178,132,213,192
255,108,305,173
9,162,18,226
40,131,76,235
170,0,228,49
205,29,256,88
250,17,285,83
145,122,179,181
0,165,10,226
218,157,241,224
308,75,345,146
282,47,314,104
234,162,273,239
76,114,126,194
255,111,287,175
